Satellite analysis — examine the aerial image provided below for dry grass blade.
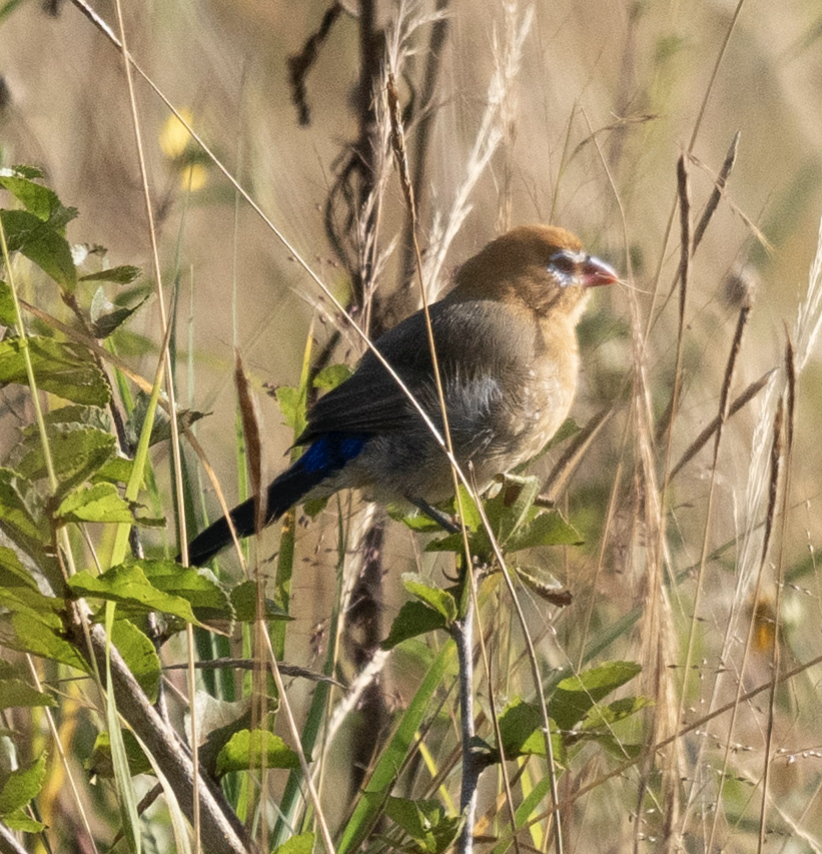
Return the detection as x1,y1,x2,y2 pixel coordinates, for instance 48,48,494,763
670,370,773,479
688,152,773,253
759,335,795,854
692,131,740,251
234,350,264,533
676,155,691,335
539,407,615,504
569,112,659,160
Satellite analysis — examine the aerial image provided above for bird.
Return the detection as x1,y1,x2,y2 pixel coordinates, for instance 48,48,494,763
185,225,617,566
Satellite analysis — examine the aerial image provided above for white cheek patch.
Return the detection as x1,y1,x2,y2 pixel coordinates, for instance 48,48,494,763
550,250,586,287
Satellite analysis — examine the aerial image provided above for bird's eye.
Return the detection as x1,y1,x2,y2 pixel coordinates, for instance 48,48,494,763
549,251,576,277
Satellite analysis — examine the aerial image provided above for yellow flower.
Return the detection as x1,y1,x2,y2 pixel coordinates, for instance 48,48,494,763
159,109,208,191
159,108,194,159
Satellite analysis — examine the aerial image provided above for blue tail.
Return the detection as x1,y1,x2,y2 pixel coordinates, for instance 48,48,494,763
186,433,367,566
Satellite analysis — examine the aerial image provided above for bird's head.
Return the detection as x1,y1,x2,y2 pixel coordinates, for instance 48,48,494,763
452,225,618,321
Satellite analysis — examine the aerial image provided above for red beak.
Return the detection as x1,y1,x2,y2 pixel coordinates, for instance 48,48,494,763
581,255,619,288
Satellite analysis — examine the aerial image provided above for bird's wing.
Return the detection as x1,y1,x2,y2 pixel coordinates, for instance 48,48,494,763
297,300,535,444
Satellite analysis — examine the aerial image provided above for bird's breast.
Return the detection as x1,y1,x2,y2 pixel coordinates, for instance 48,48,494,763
492,322,580,468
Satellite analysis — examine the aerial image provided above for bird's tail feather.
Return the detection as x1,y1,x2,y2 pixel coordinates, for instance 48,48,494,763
185,433,367,566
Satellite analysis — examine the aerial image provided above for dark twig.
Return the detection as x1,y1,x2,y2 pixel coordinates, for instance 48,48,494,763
287,3,344,126
398,1,452,294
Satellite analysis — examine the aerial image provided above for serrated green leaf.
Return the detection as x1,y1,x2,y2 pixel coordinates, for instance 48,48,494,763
384,796,461,854
1,808,45,832
92,456,135,486
56,483,133,523
0,612,88,672
550,661,641,731
0,337,109,405
0,209,77,290
68,563,208,627
0,677,57,710
313,363,353,391
0,171,61,221
0,585,63,625
89,286,147,337
274,385,305,434
482,474,542,542
505,511,583,552
402,574,458,623
39,404,112,431
272,832,314,854
9,424,115,499
139,560,232,623
215,730,300,776
0,468,50,564
381,599,448,650
0,547,37,591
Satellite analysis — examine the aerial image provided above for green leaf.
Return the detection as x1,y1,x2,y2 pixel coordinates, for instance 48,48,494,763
313,363,353,391
215,730,300,776
0,209,77,291
402,574,458,623
80,265,141,285
92,456,135,486
497,699,562,761
0,467,50,565
5,166,43,180
0,585,64,623
1,808,45,832
505,511,583,552
513,564,568,604
0,280,15,326
40,404,112,431
580,696,652,730
274,385,305,434
550,661,642,731
382,599,448,650
87,730,153,779
68,563,208,627
0,675,57,710
111,619,161,703
388,506,443,532
139,560,233,623
0,170,63,221
0,337,110,405
56,483,133,524
230,580,290,622
9,425,115,498
272,832,315,854
0,612,89,672
384,796,461,854
0,547,37,591
89,286,147,338
0,753,47,815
